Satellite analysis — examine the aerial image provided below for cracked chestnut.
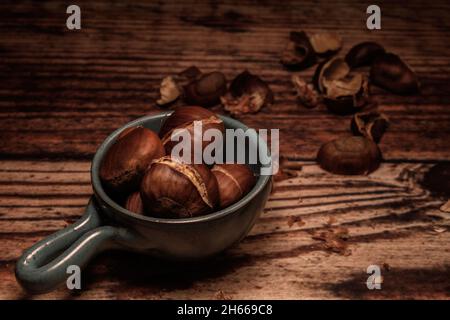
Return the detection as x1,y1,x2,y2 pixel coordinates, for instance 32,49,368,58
140,156,219,218
211,164,256,208
351,110,389,143
100,126,165,194
184,71,227,107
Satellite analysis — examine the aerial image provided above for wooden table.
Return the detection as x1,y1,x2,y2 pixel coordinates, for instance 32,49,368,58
0,0,449,299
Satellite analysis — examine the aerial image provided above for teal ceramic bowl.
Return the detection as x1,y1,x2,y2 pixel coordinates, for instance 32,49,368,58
15,111,272,293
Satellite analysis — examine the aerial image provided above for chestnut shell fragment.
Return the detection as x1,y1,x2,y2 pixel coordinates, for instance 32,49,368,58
100,126,165,195
345,42,385,68
351,110,389,143
317,136,381,175
370,53,419,95
211,164,256,208
140,156,219,218
280,31,316,70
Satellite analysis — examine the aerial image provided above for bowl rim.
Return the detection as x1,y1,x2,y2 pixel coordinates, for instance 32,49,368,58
91,111,272,225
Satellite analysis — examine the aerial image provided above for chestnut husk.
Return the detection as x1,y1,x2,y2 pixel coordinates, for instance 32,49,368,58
317,136,381,175
211,164,256,208
140,156,219,218
370,53,419,95
184,71,227,107
159,106,225,159
351,110,389,143
221,70,274,116
345,42,385,68
100,126,165,195
280,31,316,70
125,191,144,215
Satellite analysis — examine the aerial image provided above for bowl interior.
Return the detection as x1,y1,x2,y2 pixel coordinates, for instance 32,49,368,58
91,111,272,224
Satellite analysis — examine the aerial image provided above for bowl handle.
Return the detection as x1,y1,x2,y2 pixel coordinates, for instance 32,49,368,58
15,196,134,294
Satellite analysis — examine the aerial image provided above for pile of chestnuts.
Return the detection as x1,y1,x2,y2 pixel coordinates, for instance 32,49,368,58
99,106,256,218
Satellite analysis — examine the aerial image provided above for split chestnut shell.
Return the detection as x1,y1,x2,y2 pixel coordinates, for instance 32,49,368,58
140,156,219,218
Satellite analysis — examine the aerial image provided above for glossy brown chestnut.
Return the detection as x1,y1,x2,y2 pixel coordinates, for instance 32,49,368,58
140,156,219,218
100,126,165,194
280,31,316,70
159,106,225,159
184,72,227,107
351,110,389,143
211,164,256,208
345,42,385,68
317,136,381,175
125,191,144,215
370,53,419,95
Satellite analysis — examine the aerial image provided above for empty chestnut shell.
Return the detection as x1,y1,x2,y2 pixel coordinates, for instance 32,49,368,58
351,110,389,143
316,58,369,115
370,53,419,95
345,42,385,68
140,156,219,218
184,71,227,107
100,126,165,194
211,164,256,208
125,191,144,215
159,106,225,159
157,66,202,106
221,70,274,116
317,136,381,175
280,31,316,70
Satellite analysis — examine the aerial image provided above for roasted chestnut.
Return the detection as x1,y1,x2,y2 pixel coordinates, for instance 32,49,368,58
159,106,225,160
345,42,385,68
125,191,144,215
211,164,256,208
100,126,165,194
140,156,219,218
221,70,274,116
184,72,227,107
370,53,419,95
351,110,389,143
280,31,316,70
308,32,342,56
316,58,369,115
317,136,381,175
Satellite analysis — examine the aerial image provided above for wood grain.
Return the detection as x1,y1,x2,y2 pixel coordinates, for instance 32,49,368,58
0,0,449,299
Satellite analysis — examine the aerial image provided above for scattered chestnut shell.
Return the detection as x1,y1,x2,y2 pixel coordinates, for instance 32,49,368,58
370,53,419,95
291,75,323,109
140,156,219,218
317,136,381,175
308,32,342,56
351,110,389,143
211,164,256,208
184,71,227,107
345,42,385,68
125,191,144,215
280,31,316,70
221,70,274,116
156,66,202,106
100,126,165,194
159,106,225,158
317,58,369,115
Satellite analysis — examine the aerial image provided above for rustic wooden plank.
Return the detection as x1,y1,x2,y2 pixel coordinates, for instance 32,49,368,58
0,160,448,299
